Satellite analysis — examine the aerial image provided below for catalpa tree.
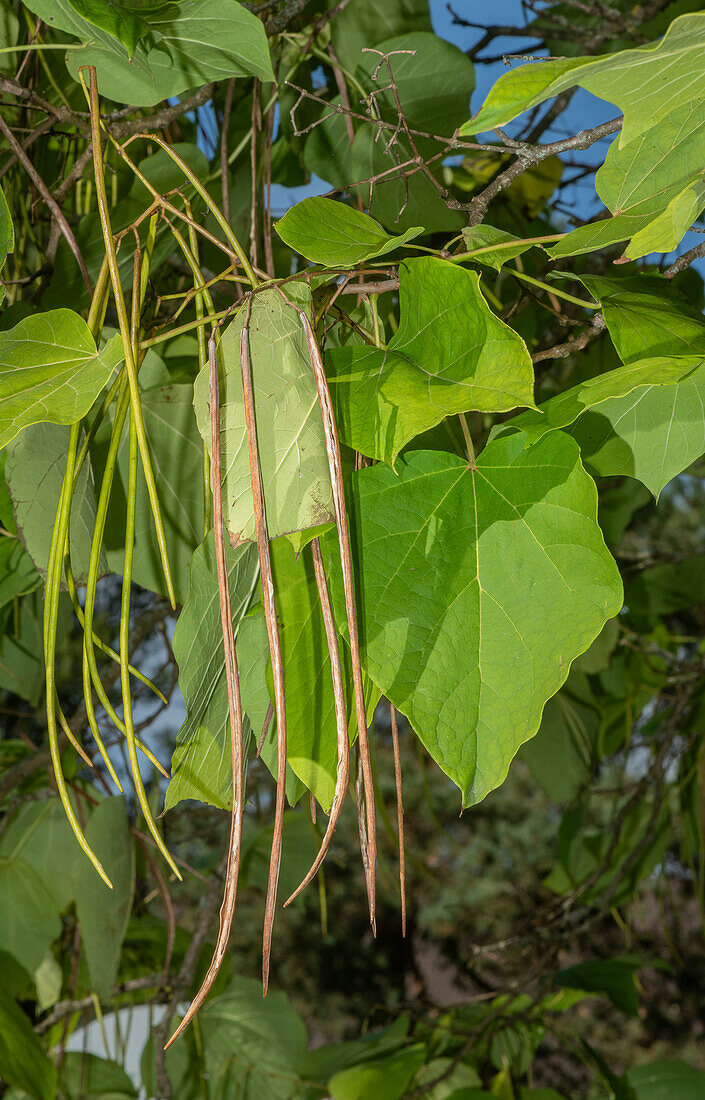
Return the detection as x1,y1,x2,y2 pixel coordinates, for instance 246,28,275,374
1,1,705,1097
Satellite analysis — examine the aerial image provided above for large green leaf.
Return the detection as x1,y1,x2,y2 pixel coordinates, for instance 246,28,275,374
463,12,705,146
0,313,122,450
193,284,334,545
74,796,135,998
326,258,535,464
165,533,261,811
329,1045,427,1100
6,423,107,585
548,99,705,260
25,0,273,106
464,14,705,257
324,433,622,805
92,384,205,602
275,197,423,266
192,976,308,1100
0,992,58,1100
59,1053,138,1099
503,355,705,496
555,955,663,1017
0,859,61,974
330,0,432,74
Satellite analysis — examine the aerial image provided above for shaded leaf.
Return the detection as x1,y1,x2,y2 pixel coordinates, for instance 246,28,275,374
623,1061,705,1100
0,992,58,1100
330,0,432,74
0,859,61,974
329,1044,426,1100
327,257,535,464
94,384,205,602
324,433,622,805
66,0,149,56
6,423,107,585
74,797,135,998
60,1052,138,1099
555,956,665,1017
166,533,261,811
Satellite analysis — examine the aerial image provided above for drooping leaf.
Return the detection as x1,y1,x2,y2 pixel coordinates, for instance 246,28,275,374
6,423,108,584
0,992,58,1100
241,810,319,904
623,1061,705,1100
190,976,308,1100
548,99,705,260
461,224,538,271
0,859,62,974
558,274,705,364
463,12,705,146
165,533,261,811
0,314,122,450
0,589,45,704
0,797,80,912
93,384,205,602
275,197,423,266
326,257,535,464
59,1053,138,1099
464,14,705,257
0,539,41,614
555,956,666,1017
324,433,622,806
74,797,135,998
25,0,274,106
329,1044,427,1100
193,283,334,545
502,355,705,496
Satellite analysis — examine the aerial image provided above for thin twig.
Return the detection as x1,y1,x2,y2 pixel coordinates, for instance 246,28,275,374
390,704,407,937
239,299,288,993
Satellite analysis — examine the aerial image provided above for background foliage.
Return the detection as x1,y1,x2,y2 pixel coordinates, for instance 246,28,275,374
1,0,705,1097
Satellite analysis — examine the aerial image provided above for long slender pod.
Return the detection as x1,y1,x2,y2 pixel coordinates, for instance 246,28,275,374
165,332,247,1048
87,68,176,607
118,242,180,878
239,301,287,993
284,297,377,931
44,421,112,888
283,537,350,906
